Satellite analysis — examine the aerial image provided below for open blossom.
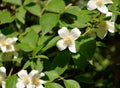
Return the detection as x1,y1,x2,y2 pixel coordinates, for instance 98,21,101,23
29,70,46,88
96,20,114,39
0,34,18,53
56,27,81,53
16,70,32,88
87,0,113,14
16,70,46,88
0,67,6,88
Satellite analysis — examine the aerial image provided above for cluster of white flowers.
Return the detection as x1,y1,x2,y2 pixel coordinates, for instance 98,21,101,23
87,0,113,15
16,70,46,88
86,0,114,39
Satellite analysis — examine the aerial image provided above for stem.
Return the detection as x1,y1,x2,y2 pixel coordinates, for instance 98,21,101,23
81,28,92,36
40,0,51,17
8,66,14,76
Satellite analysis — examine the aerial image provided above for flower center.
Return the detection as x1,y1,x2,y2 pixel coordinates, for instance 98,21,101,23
23,77,30,85
64,36,72,45
6,45,12,50
33,77,40,86
96,0,103,6
1,40,6,46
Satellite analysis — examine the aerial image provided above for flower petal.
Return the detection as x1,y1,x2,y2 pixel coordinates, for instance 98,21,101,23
106,11,112,16
6,37,17,44
0,46,6,53
104,0,113,4
68,41,76,53
58,27,69,38
70,28,81,40
29,70,39,78
56,39,67,51
16,79,25,88
107,21,114,33
97,5,108,14
18,70,28,79
0,67,6,74
40,72,45,78
0,67,6,80
87,0,97,10
36,84,44,88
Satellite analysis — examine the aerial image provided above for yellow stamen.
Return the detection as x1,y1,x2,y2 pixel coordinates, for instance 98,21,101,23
23,77,30,85
64,36,72,45
96,0,103,6
6,45,12,50
1,40,6,46
33,77,40,86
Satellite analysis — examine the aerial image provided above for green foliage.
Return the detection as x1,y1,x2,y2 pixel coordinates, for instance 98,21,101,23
6,75,18,88
0,0,118,88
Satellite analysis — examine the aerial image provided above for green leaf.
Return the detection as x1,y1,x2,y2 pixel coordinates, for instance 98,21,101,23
72,10,92,28
45,0,65,13
35,59,43,72
0,11,15,24
45,82,64,88
65,6,81,15
17,43,33,52
6,75,18,88
15,7,26,24
22,60,31,69
25,3,41,17
41,36,60,52
72,53,88,71
64,79,81,88
40,13,59,35
19,30,39,49
38,35,53,46
45,70,59,81
3,0,22,5
79,37,96,60
50,51,70,75
23,0,33,5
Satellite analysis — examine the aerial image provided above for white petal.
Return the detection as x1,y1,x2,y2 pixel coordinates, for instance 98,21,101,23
106,12,112,16
18,70,28,79
0,67,6,73
56,39,67,51
104,0,113,4
2,81,5,88
58,27,69,38
39,80,46,84
0,67,6,80
87,0,97,10
29,70,39,78
97,5,108,14
5,45,15,52
68,41,76,53
107,21,114,33
40,72,45,78
70,28,81,40
1,46,7,53
36,84,44,88
6,37,17,44
16,80,25,88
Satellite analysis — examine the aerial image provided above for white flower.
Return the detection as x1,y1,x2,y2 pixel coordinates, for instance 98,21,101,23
16,70,32,88
16,70,46,88
56,27,81,53
0,67,6,88
96,20,114,39
87,0,113,14
0,34,17,53
29,70,46,88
